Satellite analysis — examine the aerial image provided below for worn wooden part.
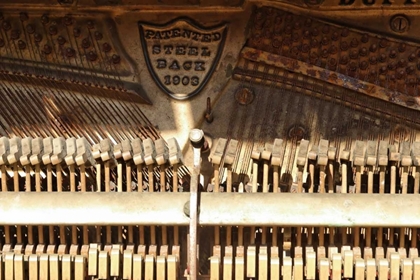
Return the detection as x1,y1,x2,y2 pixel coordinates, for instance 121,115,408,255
62,254,72,280
364,247,373,260
110,247,121,277
343,250,353,278
331,253,341,280
317,246,326,263
399,248,408,259
294,256,303,280
13,253,24,280
305,250,316,280
318,258,329,280
402,258,413,280
144,255,155,280
246,246,256,278
210,256,220,280
410,248,419,259
74,255,86,280
156,256,166,280
282,257,292,280
167,255,178,280
132,254,143,280
122,249,133,280
366,259,376,280
223,255,233,280
414,258,420,280
4,253,13,280
28,254,38,280
88,245,98,277
98,251,109,280
376,247,385,262
258,246,268,280
378,258,389,280
354,258,365,280
39,254,49,280
49,254,60,280
270,254,280,280
390,252,401,280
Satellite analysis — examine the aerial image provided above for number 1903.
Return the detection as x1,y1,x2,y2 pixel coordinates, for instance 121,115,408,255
164,75,199,86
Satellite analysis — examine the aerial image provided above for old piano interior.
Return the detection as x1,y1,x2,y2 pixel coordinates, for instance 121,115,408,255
0,0,420,279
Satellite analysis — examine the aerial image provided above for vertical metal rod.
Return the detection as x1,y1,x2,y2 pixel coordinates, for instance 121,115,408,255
188,129,204,280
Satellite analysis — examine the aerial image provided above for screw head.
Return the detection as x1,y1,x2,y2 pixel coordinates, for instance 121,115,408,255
288,125,307,139
235,87,255,105
390,14,409,33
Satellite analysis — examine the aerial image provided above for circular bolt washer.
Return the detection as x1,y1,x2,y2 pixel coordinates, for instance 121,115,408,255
41,14,49,25
10,30,20,40
81,38,90,49
235,87,255,105
48,25,57,36
2,21,10,31
34,33,42,43
26,24,35,34
87,20,94,29
87,51,97,62
17,40,26,50
65,47,75,58
288,125,307,139
390,14,409,33
102,42,112,53
43,44,52,55
57,36,66,45
111,54,120,64
94,31,103,40
64,15,73,26
73,28,81,37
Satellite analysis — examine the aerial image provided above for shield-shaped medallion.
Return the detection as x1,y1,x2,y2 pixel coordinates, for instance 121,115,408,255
139,18,227,100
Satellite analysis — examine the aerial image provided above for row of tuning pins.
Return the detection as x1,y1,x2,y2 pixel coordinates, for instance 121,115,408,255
0,135,184,193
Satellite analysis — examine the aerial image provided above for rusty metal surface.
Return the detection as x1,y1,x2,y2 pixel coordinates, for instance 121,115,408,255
239,6,420,112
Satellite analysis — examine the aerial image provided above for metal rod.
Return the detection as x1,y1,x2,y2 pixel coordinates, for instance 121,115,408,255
188,129,204,280
0,193,419,227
